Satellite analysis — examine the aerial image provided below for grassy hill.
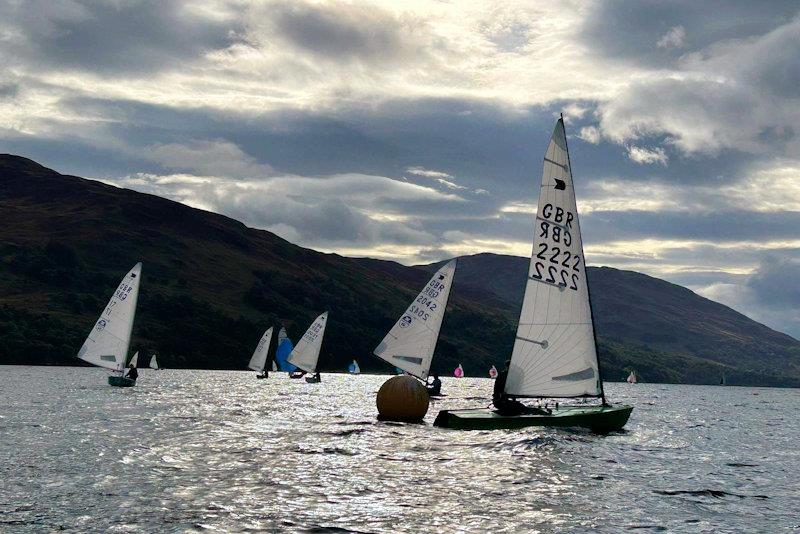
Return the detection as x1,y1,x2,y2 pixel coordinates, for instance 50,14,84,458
2,154,799,387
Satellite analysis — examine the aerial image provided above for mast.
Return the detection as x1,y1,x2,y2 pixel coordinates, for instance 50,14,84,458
560,113,607,406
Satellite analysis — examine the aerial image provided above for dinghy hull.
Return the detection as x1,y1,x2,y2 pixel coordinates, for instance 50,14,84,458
108,376,136,387
433,404,632,432
305,376,320,383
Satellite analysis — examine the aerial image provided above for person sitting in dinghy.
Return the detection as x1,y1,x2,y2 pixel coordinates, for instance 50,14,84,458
493,361,550,416
125,364,138,382
427,373,442,396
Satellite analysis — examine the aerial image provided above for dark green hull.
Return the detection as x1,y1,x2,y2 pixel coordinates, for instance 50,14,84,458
108,376,136,387
433,404,632,432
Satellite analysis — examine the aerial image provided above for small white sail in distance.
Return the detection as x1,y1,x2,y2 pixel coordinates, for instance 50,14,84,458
627,371,637,384
505,118,602,398
287,312,328,373
373,259,456,380
77,263,142,373
129,352,139,368
248,327,274,372
149,354,159,370
271,360,278,372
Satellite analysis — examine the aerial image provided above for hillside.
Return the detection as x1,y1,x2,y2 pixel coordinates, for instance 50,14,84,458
0,155,513,374
2,154,799,387
420,253,800,387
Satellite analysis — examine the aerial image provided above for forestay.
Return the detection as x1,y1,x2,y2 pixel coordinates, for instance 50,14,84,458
248,327,274,372
77,263,142,372
505,119,601,398
373,260,456,380
287,312,328,373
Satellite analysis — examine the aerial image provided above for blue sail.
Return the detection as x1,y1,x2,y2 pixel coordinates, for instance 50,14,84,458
275,327,296,372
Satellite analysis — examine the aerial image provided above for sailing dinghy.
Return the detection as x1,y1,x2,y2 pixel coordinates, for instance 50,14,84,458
489,365,498,379
248,327,274,379
348,360,361,374
374,260,456,393
149,354,159,370
626,370,637,384
287,312,329,383
453,363,464,378
77,263,142,387
434,118,632,432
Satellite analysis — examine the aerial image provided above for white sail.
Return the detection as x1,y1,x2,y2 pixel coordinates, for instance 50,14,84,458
149,355,159,370
373,260,456,380
271,360,278,372
77,263,142,372
287,312,328,373
506,119,602,398
248,327,274,372
129,351,139,368
627,371,636,384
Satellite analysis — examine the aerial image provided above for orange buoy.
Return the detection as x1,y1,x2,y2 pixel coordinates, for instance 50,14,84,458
376,375,429,422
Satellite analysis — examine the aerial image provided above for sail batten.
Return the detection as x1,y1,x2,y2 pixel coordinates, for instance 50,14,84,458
248,327,274,372
505,119,601,398
77,263,141,373
373,260,456,380
287,312,328,373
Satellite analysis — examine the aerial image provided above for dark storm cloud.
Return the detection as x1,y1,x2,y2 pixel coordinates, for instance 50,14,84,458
265,1,420,64
0,0,244,74
747,256,800,308
581,0,799,66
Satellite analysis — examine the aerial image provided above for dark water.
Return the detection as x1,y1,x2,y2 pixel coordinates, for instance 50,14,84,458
1,366,798,533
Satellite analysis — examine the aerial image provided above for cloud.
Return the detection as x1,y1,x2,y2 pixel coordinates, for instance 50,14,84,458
626,145,668,165
578,126,601,144
146,140,274,179
656,26,686,49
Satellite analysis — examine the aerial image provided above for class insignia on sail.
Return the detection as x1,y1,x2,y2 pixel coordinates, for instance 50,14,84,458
77,263,142,387
248,327,274,379
287,312,328,383
433,118,633,432
373,260,456,399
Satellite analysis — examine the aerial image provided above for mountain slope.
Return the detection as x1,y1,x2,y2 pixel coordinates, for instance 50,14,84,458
0,155,513,373
2,154,799,387
420,253,800,386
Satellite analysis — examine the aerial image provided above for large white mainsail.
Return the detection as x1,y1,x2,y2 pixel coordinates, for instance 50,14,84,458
287,312,328,373
77,263,142,373
373,260,456,380
505,118,602,398
248,327,274,372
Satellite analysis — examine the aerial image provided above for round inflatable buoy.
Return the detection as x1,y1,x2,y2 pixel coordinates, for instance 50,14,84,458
376,375,429,422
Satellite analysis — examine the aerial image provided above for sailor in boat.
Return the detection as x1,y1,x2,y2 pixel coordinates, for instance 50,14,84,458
125,363,138,382
310,371,321,382
427,373,442,396
492,361,551,416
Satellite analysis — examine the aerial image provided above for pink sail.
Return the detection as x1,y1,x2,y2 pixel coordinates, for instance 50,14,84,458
453,364,464,378
489,365,498,379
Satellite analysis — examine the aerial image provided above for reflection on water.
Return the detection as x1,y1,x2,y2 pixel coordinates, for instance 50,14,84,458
1,366,798,532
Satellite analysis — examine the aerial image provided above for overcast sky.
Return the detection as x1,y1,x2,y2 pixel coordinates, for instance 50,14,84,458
1,0,799,338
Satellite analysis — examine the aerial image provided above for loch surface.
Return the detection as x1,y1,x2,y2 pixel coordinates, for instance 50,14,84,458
1,366,798,533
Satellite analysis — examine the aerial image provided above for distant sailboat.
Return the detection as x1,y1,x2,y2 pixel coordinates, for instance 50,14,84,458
129,351,139,368
721,371,727,386
149,354,159,370
489,365,498,379
453,364,464,378
287,312,329,383
272,360,278,372
435,118,633,431
349,360,361,374
627,371,637,384
77,263,142,387
248,327,274,379
275,327,296,372
374,260,457,383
